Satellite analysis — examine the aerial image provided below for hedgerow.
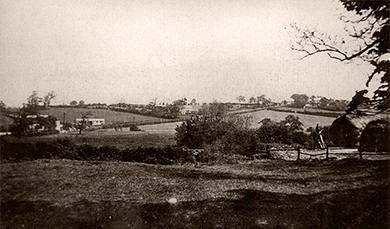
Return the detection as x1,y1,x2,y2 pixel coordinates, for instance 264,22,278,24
0,138,193,165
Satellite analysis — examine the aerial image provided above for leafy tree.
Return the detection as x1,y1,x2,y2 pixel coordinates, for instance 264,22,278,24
198,101,228,121
172,98,187,106
290,94,309,108
27,91,42,107
257,115,306,145
78,100,85,107
280,115,304,132
166,103,180,118
43,91,56,107
190,98,197,105
22,91,43,115
76,111,92,134
236,95,245,103
70,100,78,106
291,0,389,111
249,97,256,104
319,97,330,108
175,102,232,148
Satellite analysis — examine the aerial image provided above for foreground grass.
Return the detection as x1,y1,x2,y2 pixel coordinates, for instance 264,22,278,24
1,159,388,228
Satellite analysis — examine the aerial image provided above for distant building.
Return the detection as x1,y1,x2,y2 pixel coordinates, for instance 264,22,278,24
11,115,59,136
180,105,201,115
75,118,105,126
303,104,317,109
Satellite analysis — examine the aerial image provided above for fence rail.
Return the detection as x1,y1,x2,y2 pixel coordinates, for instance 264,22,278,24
264,146,388,161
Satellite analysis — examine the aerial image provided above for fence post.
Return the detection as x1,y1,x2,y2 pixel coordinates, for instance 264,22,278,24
359,150,363,159
297,146,300,161
326,147,329,161
266,145,270,157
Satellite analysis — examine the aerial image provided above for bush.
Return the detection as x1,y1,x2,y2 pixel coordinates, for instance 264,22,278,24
221,128,260,156
122,146,194,165
129,124,141,131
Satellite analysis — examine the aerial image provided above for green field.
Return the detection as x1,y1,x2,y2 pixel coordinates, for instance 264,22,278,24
271,106,345,114
39,107,169,124
242,110,337,129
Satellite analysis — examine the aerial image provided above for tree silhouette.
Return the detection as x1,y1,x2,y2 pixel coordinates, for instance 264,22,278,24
292,0,389,111
236,95,245,103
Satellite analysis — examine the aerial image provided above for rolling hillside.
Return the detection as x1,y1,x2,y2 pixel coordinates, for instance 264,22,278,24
39,107,169,124
242,109,337,129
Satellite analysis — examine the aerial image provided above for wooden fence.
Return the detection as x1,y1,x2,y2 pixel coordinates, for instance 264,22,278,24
261,146,387,161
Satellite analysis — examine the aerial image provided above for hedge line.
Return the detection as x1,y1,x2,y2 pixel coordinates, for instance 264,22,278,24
269,108,341,118
0,138,197,165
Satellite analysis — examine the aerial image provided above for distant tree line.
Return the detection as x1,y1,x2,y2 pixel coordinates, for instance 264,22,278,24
287,94,349,111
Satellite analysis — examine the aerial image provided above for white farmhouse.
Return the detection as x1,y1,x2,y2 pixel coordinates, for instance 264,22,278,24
75,118,105,126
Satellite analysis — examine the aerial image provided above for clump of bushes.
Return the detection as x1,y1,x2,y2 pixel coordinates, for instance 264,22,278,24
175,102,319,158
122,146,194,165
175,102,259,157
9,115,59,137
129,124,141,131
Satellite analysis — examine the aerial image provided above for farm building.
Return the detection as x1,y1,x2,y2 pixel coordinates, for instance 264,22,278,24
75,118,105,126
329,114,385,147
303,103,317,109
10,115,59,136
180,105,201,115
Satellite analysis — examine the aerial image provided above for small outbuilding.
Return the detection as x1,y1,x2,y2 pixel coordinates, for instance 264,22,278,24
329,114,382,147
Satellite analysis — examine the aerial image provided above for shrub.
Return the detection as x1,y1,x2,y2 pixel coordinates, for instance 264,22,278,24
221,128,260,156
122,146,193,165
256,115,314,147
129,124,141,131
96,145,122,160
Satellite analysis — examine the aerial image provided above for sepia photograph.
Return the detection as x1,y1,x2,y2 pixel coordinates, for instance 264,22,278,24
1,0,389,228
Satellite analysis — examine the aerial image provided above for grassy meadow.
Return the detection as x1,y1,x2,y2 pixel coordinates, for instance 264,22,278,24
241,109,337,129
1,159,388,228
38,107,169,124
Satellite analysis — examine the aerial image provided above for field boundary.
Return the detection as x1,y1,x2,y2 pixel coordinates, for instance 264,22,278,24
261,146,389,161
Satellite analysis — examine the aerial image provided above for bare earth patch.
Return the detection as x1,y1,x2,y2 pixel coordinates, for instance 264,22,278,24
1,159,388,228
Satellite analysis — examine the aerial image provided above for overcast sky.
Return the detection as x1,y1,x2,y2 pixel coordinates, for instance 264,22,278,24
0,0,379,107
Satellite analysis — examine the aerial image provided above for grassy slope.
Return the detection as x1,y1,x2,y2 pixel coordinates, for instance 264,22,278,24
243,109,337,129
39,107,167,124
1,159,388,228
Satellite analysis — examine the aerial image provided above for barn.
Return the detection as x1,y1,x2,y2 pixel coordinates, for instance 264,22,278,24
329,114,382,147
